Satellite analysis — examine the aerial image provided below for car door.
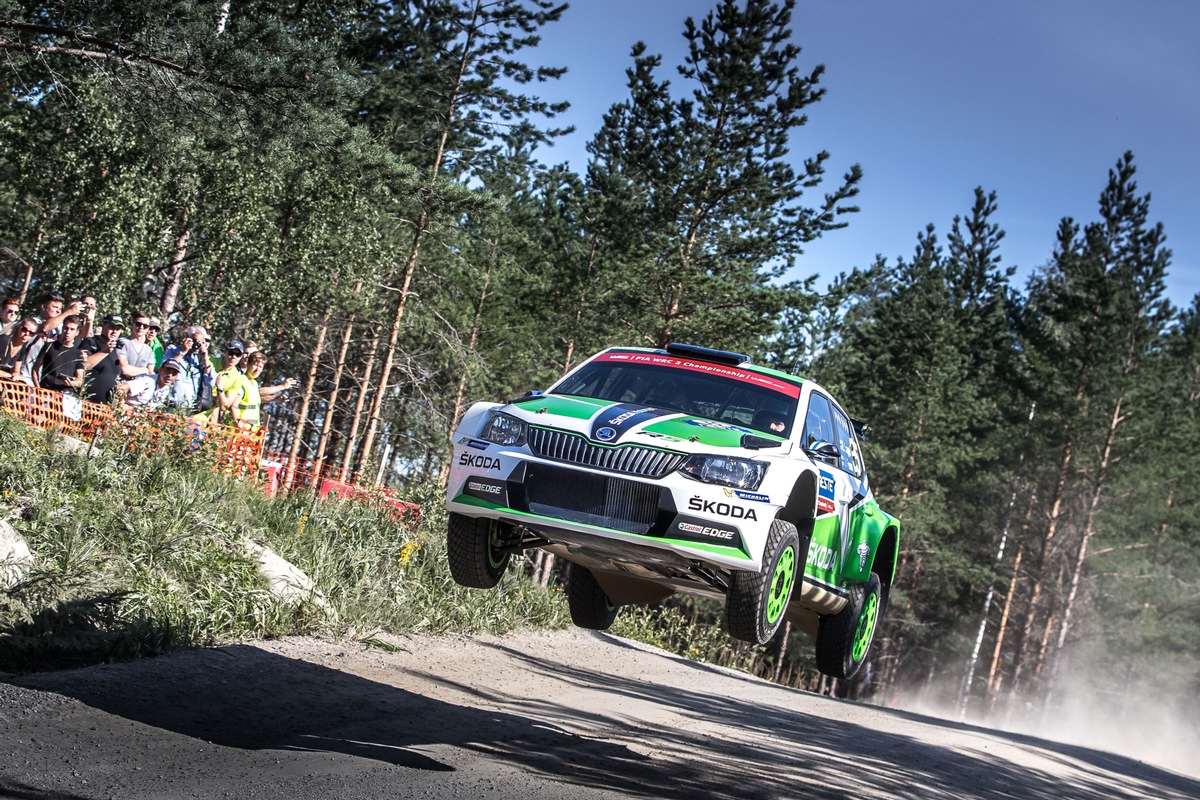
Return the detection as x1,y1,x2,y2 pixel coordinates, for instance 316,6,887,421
801,392,854,585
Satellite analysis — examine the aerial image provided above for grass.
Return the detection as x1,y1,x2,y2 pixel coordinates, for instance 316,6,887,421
0,414,569,672
0,412,806,688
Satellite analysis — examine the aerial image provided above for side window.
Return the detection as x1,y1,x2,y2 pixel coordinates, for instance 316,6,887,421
832,407,863,476
803,394,836,453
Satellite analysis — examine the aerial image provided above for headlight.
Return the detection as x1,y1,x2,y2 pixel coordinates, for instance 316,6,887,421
679,455,767,490
480,411,527,446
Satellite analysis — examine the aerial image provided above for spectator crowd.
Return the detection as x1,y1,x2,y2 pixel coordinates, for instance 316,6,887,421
0,290,298,428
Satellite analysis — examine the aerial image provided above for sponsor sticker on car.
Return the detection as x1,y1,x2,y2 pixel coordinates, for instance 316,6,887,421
817,469,837,514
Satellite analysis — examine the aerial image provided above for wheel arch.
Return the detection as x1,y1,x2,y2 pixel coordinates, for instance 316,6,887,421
776,468,818,542
872,523,900,611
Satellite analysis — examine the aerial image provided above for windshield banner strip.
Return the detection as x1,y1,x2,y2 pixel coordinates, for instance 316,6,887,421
595,352,801,398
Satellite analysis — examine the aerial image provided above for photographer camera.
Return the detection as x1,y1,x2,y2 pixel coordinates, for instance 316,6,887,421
163,324,217,413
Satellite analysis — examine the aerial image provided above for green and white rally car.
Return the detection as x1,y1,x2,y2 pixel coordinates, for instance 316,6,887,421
445,343,900,679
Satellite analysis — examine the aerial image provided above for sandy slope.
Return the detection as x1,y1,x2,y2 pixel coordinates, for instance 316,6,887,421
2,629,1196,800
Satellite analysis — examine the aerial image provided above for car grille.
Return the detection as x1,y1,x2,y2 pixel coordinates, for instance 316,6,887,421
528,426,685,479
524,464,660,534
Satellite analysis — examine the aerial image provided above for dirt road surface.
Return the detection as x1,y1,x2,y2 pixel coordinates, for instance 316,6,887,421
2,629,1196,800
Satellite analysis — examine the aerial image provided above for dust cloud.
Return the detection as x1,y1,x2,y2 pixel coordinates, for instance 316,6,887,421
892,671,1200,778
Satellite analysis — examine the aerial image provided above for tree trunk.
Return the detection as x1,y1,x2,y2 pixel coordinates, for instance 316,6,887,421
159,213,192,318
313,308,357,482
358,1,481,473
283,308,330,491
562,235,600,373
961,403,1036,717
772,622,791,683
983,541,1023,715
450,238,496,431
1046,395,1127,698
341,324,382,479
1009,431,1074,699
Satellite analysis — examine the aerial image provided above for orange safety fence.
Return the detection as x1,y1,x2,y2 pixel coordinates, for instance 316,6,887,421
1,379,420,520
0,378,112,440
0,378,265,480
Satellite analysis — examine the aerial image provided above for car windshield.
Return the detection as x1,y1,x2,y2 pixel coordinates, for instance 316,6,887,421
551,351,801,437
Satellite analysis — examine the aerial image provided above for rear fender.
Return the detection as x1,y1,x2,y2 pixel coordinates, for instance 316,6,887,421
841,501,900,587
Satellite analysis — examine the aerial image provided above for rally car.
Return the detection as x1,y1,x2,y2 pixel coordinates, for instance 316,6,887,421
445,343,900,679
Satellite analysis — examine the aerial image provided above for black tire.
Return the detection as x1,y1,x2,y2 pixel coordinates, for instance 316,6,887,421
446,512,510,589
566,564,618,631
726,520,802,645
816,571,883,680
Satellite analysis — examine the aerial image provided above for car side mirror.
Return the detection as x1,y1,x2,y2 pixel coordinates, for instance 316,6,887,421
805,440,840,461
508,389,545,404
741,434,782,450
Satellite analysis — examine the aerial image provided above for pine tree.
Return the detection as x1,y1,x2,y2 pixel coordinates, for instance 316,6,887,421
1007,152,1173,704
584,0,858,352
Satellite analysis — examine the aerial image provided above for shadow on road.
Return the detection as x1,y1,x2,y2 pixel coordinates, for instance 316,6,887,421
4,635,1197,800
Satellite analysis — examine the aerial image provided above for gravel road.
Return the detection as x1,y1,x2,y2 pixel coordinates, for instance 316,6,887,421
2,629,1196,800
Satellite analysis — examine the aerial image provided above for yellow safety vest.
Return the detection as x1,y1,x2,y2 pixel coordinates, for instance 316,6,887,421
215,367,261,426
230,375,261,425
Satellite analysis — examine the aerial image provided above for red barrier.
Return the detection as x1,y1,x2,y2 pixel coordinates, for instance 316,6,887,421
317,478,421,523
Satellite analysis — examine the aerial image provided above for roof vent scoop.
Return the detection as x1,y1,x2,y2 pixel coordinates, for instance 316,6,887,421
665,342,750,367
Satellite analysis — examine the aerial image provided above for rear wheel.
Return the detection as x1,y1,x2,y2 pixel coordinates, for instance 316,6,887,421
726,520,801,645
446,512,510,588
566,564,619,630
816,572,882,679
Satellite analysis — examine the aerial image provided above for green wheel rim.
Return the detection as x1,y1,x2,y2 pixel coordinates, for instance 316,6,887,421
851,590,880,662
765,545,796,625
486,522,507,569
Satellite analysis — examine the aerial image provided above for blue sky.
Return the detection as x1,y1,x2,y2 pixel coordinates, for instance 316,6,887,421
530,1,1200,310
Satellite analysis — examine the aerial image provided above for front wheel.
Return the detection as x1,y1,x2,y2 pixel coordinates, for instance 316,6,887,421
816,571,882,680
726,520,801,645
566,564,619,631
447,512,510,588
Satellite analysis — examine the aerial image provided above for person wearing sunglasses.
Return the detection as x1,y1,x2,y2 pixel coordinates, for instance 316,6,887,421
79,314,128,403
115,312,158,380
211,340,249,424
0,317,39,380
0,296,21,338
146,316,165,369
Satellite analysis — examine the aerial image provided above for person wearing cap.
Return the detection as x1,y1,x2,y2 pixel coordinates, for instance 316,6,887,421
115,311,158,380
147,316,165,369
0,296,21,337
162,324,217,412
79,314,127,403
212,340,250,423
124,357,184,410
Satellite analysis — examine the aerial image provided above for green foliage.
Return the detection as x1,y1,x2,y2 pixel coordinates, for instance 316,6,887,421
0,414,567,672
581,0,849,352
0,0,1194,712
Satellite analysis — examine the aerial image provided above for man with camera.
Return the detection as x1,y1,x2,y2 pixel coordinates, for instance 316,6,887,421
79,314,127,404
162,324,217,413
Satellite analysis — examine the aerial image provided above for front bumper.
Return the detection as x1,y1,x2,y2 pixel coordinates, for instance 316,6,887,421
447,438,776,572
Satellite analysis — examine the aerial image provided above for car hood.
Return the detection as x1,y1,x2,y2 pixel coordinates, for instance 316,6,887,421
508,394,790,453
